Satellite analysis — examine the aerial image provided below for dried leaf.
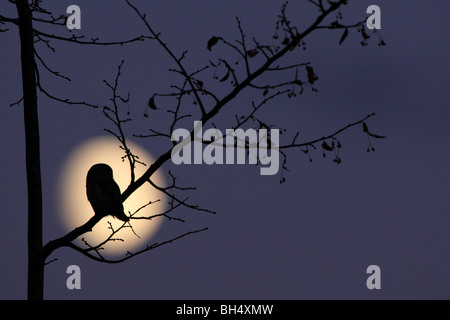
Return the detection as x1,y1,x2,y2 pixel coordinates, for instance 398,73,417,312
207,36,220,51
368,132,386,139
361,27,370,40
362,122,368,133
322,141,333,151
148,95,158,110
306,66,315,84
219,69,230,82
339,28,349,45
363,122,386,138
196,79,204,88
247,49,259,58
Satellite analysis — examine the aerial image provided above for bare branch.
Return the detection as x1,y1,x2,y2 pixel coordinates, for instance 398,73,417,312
32,28,148,46
148,178,216,215
125,0,207,117
34,48,71,81
41,0,383,265
102,60,141,185
280,113,376,150
66,227,209,264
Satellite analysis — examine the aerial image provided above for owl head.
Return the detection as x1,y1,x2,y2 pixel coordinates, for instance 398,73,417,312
86,163,114,182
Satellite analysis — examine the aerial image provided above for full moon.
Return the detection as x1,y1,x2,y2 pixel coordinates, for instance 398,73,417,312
57,136,167,258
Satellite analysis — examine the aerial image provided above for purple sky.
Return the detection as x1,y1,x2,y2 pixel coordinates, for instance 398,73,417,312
0,0,449,299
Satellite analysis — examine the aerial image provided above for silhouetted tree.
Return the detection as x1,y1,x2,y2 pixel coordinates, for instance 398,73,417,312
1,0,385,299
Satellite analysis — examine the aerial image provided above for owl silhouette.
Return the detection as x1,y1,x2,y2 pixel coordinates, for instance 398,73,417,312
86,163,129,222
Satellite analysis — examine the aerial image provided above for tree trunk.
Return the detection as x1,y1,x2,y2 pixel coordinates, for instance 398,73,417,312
16,0,44,300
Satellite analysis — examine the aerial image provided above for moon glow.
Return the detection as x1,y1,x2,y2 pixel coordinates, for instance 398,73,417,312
57,136,167,257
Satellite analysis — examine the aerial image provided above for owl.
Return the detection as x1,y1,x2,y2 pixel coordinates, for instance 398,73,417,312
86,163,129,222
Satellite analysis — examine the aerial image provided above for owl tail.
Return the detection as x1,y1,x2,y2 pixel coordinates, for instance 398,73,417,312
114,209,130,222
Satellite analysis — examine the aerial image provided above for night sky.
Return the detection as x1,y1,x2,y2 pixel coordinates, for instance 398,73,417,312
0,0,449,299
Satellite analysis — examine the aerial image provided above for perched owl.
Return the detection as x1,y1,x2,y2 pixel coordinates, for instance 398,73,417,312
86,163,129,222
